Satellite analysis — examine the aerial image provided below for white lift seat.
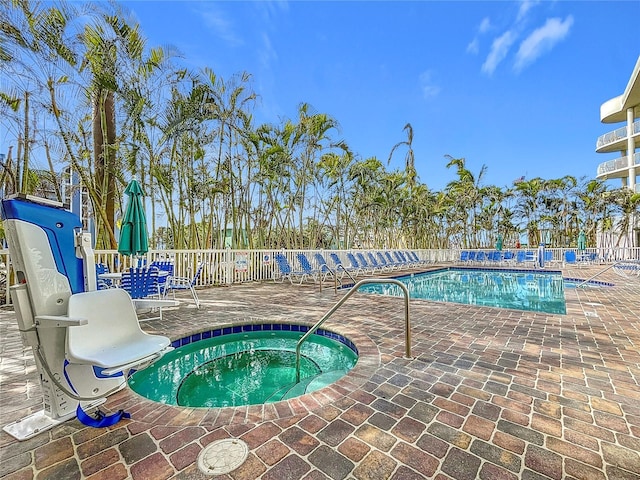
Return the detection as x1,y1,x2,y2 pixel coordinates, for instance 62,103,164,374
66,289,171,373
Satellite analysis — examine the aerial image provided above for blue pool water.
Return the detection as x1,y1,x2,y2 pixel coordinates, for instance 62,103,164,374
129,326,358,407
357,268,567,314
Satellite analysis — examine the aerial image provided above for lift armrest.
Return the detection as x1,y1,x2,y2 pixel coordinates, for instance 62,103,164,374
34,315,88,328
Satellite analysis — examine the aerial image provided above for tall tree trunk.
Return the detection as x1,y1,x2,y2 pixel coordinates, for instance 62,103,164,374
93,90,117,248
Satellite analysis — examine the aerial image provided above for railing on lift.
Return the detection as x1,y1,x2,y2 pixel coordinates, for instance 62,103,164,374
295,278,411,383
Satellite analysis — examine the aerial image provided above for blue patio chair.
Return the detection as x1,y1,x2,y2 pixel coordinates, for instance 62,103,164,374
384,251,403,269
330,253,359,277
162,262,205,307
274,253,309,285
95,263,113,290
376,252,397,270
474,251,486,264
487,251,502,264
502,251,515,265
516,250,535,266
355,252,377,274
367,252,390,272
314,253,339,281
393,251,411,267
296,253,321,282
346,253,369,275
564,250,577,267
151,260,174,294
407,251,428,265
402,251,420,267
121,267,161,299
121,267,165,320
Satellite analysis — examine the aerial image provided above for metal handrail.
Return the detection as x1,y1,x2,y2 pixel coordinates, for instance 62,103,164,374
574,261,636,287
295,278,411,382
335,264,356,291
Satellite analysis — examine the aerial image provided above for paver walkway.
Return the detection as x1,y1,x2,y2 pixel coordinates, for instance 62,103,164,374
1,264,639,479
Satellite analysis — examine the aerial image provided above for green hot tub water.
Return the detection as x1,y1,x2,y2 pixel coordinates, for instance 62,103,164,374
129,329,358,408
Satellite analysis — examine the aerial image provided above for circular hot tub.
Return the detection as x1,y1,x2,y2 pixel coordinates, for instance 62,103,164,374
128,323,358,407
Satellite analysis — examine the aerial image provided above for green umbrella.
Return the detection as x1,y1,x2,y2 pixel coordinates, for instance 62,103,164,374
495,234,503,251
577,230,586,251
118,179,149,257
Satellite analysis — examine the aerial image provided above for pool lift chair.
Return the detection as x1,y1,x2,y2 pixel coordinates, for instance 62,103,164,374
0,195,173,441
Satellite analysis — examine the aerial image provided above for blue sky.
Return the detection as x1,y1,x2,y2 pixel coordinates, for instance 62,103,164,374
127,1,636,191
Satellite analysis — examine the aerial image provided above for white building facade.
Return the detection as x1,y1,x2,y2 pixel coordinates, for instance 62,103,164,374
596,56,640,191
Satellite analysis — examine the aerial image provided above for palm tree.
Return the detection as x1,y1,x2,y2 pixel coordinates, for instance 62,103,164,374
388,123,417,189
513,177,545,246
609,189,640,247
444,155,488,248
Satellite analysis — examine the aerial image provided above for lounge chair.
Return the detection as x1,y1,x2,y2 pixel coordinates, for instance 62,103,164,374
347,253,369,275
393,251,411,268
368,252,391,272
467,251,477,264
563,250,577,267
314,253,340,281
355,252,377,274
274,253,309,284
384,251,404,269
329,253,359,277
502,251,515,265
162,262,205,307
613,261,640,278
296,253,321,282
377,252,398,270
407,251,429,266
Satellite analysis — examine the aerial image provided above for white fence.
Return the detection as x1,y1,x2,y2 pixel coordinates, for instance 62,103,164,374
1,247,639,306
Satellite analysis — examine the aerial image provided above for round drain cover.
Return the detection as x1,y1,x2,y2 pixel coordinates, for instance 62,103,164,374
197,438,249,475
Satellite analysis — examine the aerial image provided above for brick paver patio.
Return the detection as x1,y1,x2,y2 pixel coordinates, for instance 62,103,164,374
1,264,639,479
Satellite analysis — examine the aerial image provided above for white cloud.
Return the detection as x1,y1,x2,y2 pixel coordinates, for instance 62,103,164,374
199,7,243,47
258,32,278,70
482,30,517,75
514,16,574,72
517,0,540,23
479,17,491,33
467,17,491,55
467,38,479,55
419,71,440,99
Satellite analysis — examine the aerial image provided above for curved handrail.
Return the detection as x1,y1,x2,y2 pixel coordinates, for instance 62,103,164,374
295,278,411,382
577,260,639,287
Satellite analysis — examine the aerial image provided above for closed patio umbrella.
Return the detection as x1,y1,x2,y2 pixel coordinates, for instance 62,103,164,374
118,179,149,258
495,234,503,251
577,230,586,251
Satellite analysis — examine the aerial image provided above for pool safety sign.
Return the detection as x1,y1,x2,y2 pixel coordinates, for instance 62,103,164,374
262,254,271,265
235,254,248,272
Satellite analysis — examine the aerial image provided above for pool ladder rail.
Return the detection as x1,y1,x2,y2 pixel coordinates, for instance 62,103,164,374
575,260,639,287
295,278,411,383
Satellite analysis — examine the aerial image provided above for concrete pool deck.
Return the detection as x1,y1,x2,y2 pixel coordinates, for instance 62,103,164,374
1,263,639,479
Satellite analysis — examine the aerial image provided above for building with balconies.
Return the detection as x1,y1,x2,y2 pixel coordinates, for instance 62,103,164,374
596,56,640,192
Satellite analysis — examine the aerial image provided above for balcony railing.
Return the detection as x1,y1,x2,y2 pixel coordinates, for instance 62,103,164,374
597,152,640,176
596,120,640,149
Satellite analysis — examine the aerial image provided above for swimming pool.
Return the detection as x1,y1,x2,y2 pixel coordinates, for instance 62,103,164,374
129,324,358,407
357,268,567,314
